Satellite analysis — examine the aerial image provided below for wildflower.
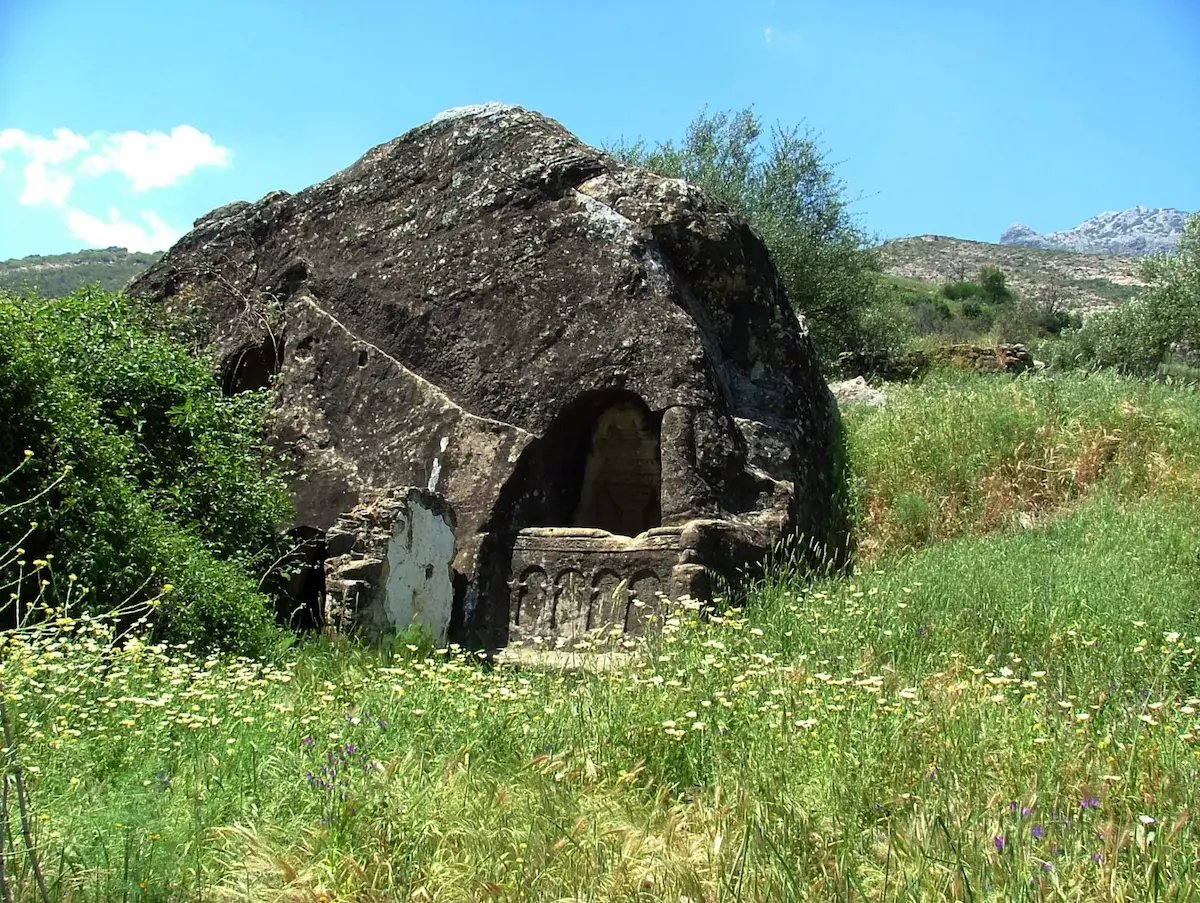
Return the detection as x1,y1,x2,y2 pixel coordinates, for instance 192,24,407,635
994,836,1006,853
1091,852,1102,863
1080,795,1100,809
1138,815,1156,825
302,735,314,747
1031,824,1044,839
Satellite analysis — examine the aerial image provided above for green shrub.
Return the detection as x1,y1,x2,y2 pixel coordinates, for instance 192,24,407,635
1056,213,1200,375
0,286,293,652
940,281,985,302
979,265,1012,303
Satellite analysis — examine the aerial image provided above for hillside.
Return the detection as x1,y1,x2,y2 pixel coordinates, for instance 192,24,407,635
0,246,162,297
878,234,1144,316
1000,206,1190,256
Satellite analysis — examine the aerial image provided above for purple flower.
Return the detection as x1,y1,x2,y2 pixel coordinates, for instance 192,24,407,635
1080,795,1100,809
1009,801,1019,812
1021,806,1032,818
994,836,1006,853
1091,852,1102,863
302,735,314,747
344,743,357,755
378,719,388,730
1042,862,1054,872
1031,824,1044,839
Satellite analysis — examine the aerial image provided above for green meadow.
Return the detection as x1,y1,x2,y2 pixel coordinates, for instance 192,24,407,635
3,369,1198,901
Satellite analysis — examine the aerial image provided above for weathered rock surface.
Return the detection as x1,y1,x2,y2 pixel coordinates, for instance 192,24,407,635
325,488,457,644
828,377,888,409
130,103,841,647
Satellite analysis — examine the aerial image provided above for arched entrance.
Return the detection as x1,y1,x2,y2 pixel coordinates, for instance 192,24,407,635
573,400,661,537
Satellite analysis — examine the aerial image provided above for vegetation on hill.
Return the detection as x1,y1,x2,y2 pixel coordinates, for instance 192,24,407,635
614,108,882,359
1053,212,1200,375
4,369,1199,900
0,247,161,297
878,235,1145,319
0,286,292,653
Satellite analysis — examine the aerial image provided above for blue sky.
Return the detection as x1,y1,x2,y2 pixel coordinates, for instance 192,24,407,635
0,0,1196,259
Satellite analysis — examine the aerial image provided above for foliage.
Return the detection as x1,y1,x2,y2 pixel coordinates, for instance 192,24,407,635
613,108,882,361
940,280,985,302
0,247,161,298
4,495,1199,900
1055,212,1200,375
979,264,1012,303
841,369,1200,558
0,286,293,652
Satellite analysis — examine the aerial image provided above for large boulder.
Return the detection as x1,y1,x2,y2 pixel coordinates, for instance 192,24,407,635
130,103,842,648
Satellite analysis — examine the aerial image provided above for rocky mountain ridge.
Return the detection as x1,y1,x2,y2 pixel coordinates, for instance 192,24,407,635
1000,207,1189,257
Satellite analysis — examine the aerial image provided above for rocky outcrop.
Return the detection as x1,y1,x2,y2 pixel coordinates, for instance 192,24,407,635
129,103,841,648
1000,207,1190,257
828,377,888,408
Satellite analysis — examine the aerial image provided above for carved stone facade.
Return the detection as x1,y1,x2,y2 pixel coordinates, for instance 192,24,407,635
506,527,697,645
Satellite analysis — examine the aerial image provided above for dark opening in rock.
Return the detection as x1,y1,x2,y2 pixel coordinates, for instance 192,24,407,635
573,401,662,536
221,335,281,394
480,390,664,539
273,525,326,632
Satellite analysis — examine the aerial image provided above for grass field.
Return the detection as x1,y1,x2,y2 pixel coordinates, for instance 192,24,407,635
3,370,1199,901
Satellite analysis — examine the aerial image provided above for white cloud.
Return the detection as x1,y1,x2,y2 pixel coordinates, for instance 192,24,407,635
764,27,772,44
65,207,184,253
0,128,90,206
79,125,231,192
0,125,230,207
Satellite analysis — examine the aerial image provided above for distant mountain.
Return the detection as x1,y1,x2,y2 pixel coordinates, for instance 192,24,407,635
879,235,1144,316
0,247,162,298
999,207,1190,257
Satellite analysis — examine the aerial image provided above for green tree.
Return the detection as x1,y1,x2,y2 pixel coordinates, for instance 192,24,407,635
614,108,882,360
1060,213,1200,375
0,286,294,651
979,266,1012,304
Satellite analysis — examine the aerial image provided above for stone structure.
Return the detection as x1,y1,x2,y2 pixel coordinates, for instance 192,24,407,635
836,343,1032,382
324,488,457,644
129,103,842,648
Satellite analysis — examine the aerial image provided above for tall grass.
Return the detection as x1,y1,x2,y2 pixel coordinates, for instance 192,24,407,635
2,372,1199,901
844,370,1200,556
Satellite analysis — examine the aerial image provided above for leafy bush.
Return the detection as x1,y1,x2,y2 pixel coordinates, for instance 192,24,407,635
0,286,293,652
1056,213,1200,374
940,281,985,302
979,265,1012,303
613,108,881,360
911,299,953,335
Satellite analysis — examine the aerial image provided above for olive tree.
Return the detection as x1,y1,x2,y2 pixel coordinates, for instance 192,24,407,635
614,107,882,360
